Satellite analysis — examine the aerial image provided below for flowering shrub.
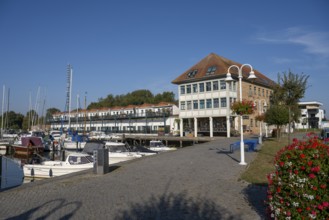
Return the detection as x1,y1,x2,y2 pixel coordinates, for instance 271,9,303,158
267,133,329,219
231,100,254,115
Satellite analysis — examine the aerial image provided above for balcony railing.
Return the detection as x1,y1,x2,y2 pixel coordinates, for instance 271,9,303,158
49,112,172,123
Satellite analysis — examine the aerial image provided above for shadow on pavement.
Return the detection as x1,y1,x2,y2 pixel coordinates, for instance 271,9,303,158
6,198,82,220
115,191,244,220
242,184,268,219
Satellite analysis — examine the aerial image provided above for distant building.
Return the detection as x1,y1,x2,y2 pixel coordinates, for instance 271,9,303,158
295,101,325,129
50,102,179,135
172,53,275,137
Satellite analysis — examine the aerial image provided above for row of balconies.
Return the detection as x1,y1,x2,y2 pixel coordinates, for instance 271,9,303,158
50,111,172,123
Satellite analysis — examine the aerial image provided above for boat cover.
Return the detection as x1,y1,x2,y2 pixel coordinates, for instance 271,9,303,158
21,137,43,147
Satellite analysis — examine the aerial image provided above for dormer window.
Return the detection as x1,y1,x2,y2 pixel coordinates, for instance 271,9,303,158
206,66,216,75
187,69,198,78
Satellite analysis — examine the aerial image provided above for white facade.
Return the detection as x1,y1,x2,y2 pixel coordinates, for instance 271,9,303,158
295,101,325,129
50,103,179,134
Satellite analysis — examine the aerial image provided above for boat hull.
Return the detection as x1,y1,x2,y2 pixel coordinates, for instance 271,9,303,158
24,162,93,178
0,156,24,190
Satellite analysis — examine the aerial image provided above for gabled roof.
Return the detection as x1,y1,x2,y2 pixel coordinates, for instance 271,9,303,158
171,53,275,88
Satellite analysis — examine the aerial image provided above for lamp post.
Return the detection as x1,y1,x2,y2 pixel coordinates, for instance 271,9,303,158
259,100,262,144
264,102,268,138
226,64,257,165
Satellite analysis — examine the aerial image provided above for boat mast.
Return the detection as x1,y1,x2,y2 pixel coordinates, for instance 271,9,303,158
65,64,73,131
1,85,5,138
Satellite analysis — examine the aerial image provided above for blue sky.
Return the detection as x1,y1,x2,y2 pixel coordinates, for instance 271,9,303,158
1,0,329,118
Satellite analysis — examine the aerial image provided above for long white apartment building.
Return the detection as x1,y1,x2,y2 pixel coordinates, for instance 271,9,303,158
50,102,180,134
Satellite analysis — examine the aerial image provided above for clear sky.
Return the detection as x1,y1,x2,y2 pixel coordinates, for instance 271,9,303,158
1,0,329,118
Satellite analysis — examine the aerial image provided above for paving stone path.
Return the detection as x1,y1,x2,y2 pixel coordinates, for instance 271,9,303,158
1,135,277,220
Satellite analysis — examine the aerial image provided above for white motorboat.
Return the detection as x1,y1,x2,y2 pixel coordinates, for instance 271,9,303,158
0,155,24,190
23,152,94,179
63,135,88,150
105,141,142,164
148,140,177,152
83,141,142,164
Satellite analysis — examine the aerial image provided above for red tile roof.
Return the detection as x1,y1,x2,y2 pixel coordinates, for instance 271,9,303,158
172,53,275,88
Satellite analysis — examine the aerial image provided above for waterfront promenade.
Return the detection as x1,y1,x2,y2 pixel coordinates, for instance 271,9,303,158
1,136,267,220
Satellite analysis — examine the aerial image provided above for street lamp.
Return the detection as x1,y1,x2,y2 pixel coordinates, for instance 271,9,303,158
264,102,268,138
226,64,257,165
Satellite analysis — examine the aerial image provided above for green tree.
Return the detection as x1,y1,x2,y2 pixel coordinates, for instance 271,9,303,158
22,110,39,130
45,108,61,125
266,70,309,139
87,90,176,109
264,105,289,139
0,111,24,130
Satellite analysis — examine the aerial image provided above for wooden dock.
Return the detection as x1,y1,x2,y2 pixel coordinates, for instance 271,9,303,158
120,134,219,148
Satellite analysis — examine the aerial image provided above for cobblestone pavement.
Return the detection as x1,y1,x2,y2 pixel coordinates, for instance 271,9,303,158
1,136,270,220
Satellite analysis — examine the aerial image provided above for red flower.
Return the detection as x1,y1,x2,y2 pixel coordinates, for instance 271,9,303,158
322,202,329,207
277,187,281,193
317,204,324,210
311,166,320,173
308,161,313,167
294,170,298,175
300,154,306,159
279,161,284,167
309,173,316,179
320,184,327,189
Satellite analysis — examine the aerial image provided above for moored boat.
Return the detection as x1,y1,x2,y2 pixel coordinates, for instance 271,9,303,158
0,155,24,190
148,140,177,152
83,141,142,164
23,152,94,179
11,136,45,156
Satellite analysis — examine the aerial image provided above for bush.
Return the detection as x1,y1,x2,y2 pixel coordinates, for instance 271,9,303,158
267,133,329,219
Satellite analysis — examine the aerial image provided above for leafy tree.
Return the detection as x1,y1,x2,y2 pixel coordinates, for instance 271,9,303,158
87,90,176,109
22,110,38,130
264,105,289,139
0,111,24,130
266,70,309,139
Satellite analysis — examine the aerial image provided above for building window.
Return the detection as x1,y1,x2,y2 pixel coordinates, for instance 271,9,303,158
213,81,219,91
262,89,264,97
258,88,261,96
220,98,227,107
180,101,185,110
206,66,216,75
199,83,204,92
200,100,205,109
206,99,212,108
206,82,212,91
193,100,198,109
249,85,252,97
186,85,191,94
220,80,226,90
250,119,254,127
192,84,198,93
254,86,257,95
213,98,219,108
266,90,268,97
187,69,198,78
180,85,185,95
233,81,236,91
187,101,192,110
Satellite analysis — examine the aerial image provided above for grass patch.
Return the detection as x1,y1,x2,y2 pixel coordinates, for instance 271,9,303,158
240,138,289,185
